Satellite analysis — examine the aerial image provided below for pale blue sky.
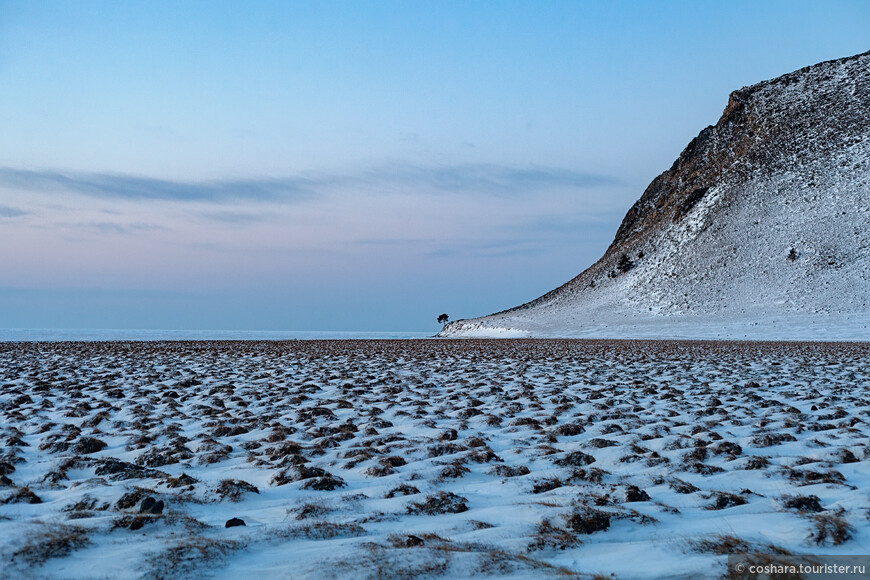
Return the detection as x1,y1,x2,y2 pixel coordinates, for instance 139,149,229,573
1,1,868,331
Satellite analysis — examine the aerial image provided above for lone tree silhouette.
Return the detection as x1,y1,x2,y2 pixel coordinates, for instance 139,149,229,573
437,313,449,325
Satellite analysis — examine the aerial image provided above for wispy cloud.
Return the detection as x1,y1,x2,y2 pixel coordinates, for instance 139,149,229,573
501,213,625,236
363,163,617,196
351,237,433,247
0,163,617,205
196,210,270,225
0,204,28,218
351,234,546,258
427,239,543,258
348,212,621,258
0,168,318,203
55,221,169,235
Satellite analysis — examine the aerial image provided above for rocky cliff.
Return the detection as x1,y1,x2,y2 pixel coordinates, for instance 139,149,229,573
441,50,870,339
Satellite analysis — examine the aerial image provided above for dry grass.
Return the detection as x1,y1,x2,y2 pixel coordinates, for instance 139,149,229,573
689,533,792,555
708,491,747,510
142,537,241,579
565,507,611,535
406,491,469,515
780,494,824,513
215,479,259,502
528,519,582,551
11,523,91,566
810,511,854,545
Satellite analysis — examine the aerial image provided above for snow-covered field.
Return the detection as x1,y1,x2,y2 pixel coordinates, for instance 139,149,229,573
1,339,869,579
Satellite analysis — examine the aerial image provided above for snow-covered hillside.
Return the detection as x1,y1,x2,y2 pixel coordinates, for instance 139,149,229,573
441,50,870,339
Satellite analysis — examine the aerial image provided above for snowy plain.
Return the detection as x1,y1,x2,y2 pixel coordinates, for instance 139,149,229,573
1,339,869,579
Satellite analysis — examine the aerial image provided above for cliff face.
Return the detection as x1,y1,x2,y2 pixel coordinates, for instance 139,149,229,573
442,50,870,339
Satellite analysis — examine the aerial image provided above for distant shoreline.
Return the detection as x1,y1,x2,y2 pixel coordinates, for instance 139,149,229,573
0,329,432,342
2,337,869,348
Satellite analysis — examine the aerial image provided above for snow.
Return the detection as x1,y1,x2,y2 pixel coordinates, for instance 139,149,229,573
443,313,870,341
441,50,870,341
2,339,869,579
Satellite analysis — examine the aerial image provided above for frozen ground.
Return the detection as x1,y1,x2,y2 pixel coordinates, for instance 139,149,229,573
1,339,869,579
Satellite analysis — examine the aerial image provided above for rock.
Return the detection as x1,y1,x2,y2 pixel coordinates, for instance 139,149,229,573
405,535,424,547
129,515,147,530
225,517,246,528
139,497,163,514
116,489,152,510
139,497,156,512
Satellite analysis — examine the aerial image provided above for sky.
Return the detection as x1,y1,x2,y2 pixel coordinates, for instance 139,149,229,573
1,1,868,332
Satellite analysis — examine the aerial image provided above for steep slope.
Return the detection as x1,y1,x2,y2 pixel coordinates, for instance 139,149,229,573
442,50,870,339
